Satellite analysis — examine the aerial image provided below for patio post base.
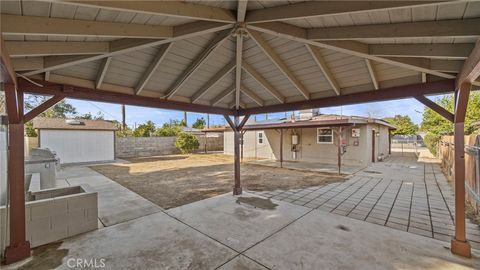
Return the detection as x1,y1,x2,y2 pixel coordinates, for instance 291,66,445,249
3,241,31,265
233,186,242,195
451,238,471,258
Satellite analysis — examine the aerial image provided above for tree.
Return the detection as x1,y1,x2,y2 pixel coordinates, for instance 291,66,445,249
192,117,206,129
384,115,418,136
25,95,77,119
421,93,480,135
154,120,184,137
78,111,105,120
133,121,156,137
175,132,199,154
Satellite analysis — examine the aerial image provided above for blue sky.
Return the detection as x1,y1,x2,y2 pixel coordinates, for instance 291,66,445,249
65,95,444,128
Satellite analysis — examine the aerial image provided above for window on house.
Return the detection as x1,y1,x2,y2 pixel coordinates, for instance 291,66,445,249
257,131,264,144
317,128,333,144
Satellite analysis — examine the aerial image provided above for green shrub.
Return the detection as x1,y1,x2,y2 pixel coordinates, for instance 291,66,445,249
424,132,440,156
175,132,199,154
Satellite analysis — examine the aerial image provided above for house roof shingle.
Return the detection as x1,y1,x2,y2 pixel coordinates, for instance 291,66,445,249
33,118,118,131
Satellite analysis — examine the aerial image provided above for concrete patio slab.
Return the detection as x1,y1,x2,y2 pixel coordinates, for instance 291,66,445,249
217,255,268,270
9,212,237,270
245,209,480,270
167,192,310,252
59,166,162,226
248,159,364,175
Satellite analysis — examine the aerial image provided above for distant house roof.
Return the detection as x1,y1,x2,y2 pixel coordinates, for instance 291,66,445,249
33,118,118,131
243,114,396,131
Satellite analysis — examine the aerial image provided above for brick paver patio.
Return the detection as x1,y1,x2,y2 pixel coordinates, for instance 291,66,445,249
250,153,480,250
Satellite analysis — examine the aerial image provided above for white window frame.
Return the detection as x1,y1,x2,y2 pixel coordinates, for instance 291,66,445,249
257,131,264,145
317,128,333,144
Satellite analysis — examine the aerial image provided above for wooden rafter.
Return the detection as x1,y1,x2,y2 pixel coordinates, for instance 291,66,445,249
364,59,379,90
95,57,111,89
235,33,243,109
1,15,173,39
369,43,474,60
414,95,453,122
21,22,232,76
307,19,480,40
191,59,235,103
23,95,65,123
164,29,232,99
246,1,444,23
237,0,248,22
241,84,264,106
18,78,233,115
305,44,340,95
135,43,172,95
248,29,310,100
55,0,235,23
238,79,455,115
211,85,236,106
5,41,110,57
456,40,480,89
242,61,284,103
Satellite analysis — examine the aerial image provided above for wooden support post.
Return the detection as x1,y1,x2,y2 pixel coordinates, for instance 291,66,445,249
280,129,283,168
241,130,245,162
204,131,207,154
451,82,471,257
3,84,31,264
224,114,249,195
388,129,392,155
337,127,342,174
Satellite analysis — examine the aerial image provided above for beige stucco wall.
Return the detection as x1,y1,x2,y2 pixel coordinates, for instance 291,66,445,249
224,124,391,166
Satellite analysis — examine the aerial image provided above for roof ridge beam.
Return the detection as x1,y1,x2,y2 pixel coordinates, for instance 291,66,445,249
164,29,232,100
21,22,232,76
248,29,310,100
240,84,264,106
369,43,474,60
55,0,235,23
5,41,110,57
237,0,248,22
242,61,284,103
135,43,173,95
211,85,236,106
307,18,480,40
305,44,341,95
364,59,379,90
246,1,446,23
191,59,236,103
1,14,173,39
95,57,111,89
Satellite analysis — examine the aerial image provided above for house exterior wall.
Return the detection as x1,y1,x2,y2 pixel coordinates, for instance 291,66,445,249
224,124,390,166
39,130,115,164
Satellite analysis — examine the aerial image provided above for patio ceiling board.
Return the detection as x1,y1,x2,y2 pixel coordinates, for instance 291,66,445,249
53,60,102,81
241,71,280,103
196,73,236,104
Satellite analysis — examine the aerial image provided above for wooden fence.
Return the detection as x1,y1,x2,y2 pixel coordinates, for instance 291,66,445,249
438,135,480,212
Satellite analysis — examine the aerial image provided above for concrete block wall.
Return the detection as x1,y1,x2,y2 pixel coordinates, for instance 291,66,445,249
116,134,223,158
0,186,98,254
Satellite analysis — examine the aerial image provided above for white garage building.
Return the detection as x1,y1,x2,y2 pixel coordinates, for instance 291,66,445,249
33,118,117,164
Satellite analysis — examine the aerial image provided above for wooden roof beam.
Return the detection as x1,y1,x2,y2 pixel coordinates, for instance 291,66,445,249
456,40,480,89
95,57,111,89
369,43,474,60
5,41,110,57
364,59,379,90
135,43,172,95
248,29,310,100
235,32,243,109
242,61,284,103
1,37,17,86
191,59,235,103
1,15,173,39
164,29,232,99
55,0,235,23
241,85,264,107
246,1,445,23
238,79,455,116
21,22,232,76
414,95,453,122
305,44,341,95
307,18,480,40
211,85,235,106
237,0,248,22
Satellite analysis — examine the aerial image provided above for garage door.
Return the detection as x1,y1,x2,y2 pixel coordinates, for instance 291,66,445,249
40,130,114,164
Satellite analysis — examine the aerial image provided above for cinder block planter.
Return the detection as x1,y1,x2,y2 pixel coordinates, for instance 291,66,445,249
0,185,98,254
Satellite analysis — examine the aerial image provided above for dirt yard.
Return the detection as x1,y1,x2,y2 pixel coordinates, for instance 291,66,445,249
89,154,347,209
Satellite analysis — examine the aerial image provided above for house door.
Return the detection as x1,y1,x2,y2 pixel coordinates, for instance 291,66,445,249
371,130,376,163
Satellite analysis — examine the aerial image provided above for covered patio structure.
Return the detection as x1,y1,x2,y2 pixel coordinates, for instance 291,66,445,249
1,0,480,264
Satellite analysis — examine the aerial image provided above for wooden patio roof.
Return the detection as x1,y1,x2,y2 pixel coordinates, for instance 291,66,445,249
1,0,480,115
